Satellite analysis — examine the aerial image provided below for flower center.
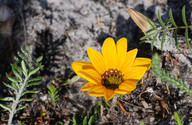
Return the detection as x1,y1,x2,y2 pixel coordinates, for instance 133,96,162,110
101,69,124,90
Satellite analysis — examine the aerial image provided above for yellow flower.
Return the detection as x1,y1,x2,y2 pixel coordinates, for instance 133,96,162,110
72,37,151,101
128,8,154,33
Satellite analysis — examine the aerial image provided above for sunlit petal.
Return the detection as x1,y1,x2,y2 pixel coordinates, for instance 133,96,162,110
116,37,127,70
102,37,117,69
120,49,138,74
72,61,94,76
87,47,107,75
104,89,116,101
78,69,101,84
124,66,148,80
132,57,151,70
118,80,137,91
114,89,127,94
80,82,96,91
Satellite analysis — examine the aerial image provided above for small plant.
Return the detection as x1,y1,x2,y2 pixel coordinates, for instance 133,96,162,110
0,45,43,125
152,53,192,95
48,84,59,107
174,112,183,125
128,6,192,51
72,101,102,125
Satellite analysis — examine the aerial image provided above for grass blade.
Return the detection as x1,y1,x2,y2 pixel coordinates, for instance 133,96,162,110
151,33,158,50
174,29,179,50
158,11,166,28
185,28,191,48
140,32,155,40
182,6,188,26
161,31,168,50
169,8,177,27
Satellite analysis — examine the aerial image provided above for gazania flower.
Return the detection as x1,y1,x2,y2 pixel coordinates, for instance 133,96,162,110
72,37,151,101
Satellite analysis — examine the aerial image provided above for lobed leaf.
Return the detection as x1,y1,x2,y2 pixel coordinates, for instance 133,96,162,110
169,8,177,27
11,64,22,81
157,11,166,28
6,73,18,84
16,105,26,111
3,82,17,91
0,97,14,101
182,6,188,26
27,77,43,83
25,81,41,88
36,56,43,63
21,90,40,96
19,98,33,102
28,66,41,77
21,60,28,76
0,103,11,112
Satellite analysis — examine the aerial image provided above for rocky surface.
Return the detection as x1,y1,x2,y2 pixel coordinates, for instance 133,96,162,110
0,0,191,124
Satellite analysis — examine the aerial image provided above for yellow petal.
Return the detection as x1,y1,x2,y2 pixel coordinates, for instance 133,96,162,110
88,91,104,97
102,37,117,69
104,89,116,101
78,69,101,84
72,61,94,76
114,89,127,94
118,80,137,91
80,82,96,91
124,66,148,80
132,58,151,70
88,85,106,97
87,47,107,75
116,37,127,70
120,48,138,74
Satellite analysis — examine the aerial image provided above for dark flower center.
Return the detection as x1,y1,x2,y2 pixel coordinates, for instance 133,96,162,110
101,69,124,90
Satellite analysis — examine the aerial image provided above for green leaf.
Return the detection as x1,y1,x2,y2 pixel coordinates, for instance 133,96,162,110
182,6,188,26
14,56,20,63
174,29,179,50
140,121,144,125
21,46,28,57
140,32,155,40
21,90,40,96
36,56,43,63
6,73,18,84
169,8,177,27
174,112,183,125
0,103,11,112
83,116,88,125
185,28,191,48
88,115,95,125
12,65,22,71
0,97,14,101
157,11,166,28
3,82,17,91
28,67,41,76
19,98,33,102
21,60,28,76
16,105,26,111
151,33,159,50
72,114,77,125
161,31,168,50
11,64,22,81
17,51,27,63
27,77,43,83
25,81,41,88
